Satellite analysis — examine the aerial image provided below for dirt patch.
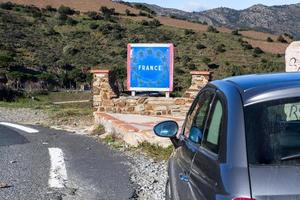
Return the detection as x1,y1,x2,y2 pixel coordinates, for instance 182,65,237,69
245,38,288,54
0,0,139,14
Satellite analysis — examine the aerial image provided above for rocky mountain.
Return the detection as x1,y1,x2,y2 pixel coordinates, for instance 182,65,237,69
139,3,300,39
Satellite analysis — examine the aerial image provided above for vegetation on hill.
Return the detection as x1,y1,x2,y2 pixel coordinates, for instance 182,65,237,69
0,2,285,98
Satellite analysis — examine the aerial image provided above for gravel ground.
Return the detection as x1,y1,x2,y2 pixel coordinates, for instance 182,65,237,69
126,151,167,200
0,107,168,200
0,107,49,124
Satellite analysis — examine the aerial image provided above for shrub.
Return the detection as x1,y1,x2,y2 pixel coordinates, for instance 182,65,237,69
125,9,136,16
66,18,78,26
253,47,264,54
202,57,211,65
139,11,147,16
89,23,99,30
196,43,206,50
87,11,102,20
277,35,287,43
149,19,161,27
58,5,75,15
0,2,14,10
231,30,240,36
241,41,253,50
100,6,116,16
57,13,68,24
141,20,149,26
207,25,219,33
45,5,57,12
266,37,273,42
134,4,156,15
184,29,195,35
284,33,294,40
216,44,226,53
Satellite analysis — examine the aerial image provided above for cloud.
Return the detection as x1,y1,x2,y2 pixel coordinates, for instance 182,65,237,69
182,1,208,12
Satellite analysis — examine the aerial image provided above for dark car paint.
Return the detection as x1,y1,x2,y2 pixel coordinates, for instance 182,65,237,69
164,73,300,200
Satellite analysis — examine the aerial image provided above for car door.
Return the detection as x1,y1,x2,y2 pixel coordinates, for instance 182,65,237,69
168,88,215,200
188,90,226,200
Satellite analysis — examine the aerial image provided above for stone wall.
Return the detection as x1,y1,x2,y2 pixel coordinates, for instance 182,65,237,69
91,69,212,117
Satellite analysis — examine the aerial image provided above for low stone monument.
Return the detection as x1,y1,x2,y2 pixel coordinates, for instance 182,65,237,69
285,41,300,72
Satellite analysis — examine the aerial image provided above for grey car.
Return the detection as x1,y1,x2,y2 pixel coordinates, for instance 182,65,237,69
154,73,300,200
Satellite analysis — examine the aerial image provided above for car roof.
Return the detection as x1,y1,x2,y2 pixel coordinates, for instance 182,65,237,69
212,72,300,106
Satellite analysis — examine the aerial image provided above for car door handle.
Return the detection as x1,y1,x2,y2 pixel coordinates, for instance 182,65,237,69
179,172,190,182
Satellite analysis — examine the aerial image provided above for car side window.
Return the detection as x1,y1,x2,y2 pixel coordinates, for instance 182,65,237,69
202,97,224,154
183,90,215,143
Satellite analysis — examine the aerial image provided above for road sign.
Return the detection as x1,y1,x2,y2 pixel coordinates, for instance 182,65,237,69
127,43,174,92
286,41,300,72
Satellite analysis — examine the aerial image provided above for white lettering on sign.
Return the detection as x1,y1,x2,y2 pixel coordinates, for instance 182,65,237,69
285,103,300,121
138,65,162,71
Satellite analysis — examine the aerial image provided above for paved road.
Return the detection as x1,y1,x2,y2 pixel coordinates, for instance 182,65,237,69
0,123,134,200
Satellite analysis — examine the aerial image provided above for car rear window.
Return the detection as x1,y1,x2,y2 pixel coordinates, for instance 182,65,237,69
245,97,300,165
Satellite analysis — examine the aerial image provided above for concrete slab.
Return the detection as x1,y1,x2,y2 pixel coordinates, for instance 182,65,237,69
94,112,185,147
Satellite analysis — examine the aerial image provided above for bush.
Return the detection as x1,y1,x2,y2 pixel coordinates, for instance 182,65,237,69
57,13,68,24
184,29,195,35
202,57,211,65
139,11,147,16
149,19,161,27
231,30,240,36
58,5,75,15
216,44,226,53
125,9,136,16
0,2,14,10
141,20,149,26
87,11,102,20
207,26,219,33
89,23,99,30
100,6,116,17
134,4,156,15
241,41,253,50
66,18,78,26
284,33,294,40
277,35,287,43
253,47,264,54
45,5,57,12
196,43,206,50
266,37,273,42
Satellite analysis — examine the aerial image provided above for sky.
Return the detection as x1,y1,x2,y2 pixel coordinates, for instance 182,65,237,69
125,0,300,11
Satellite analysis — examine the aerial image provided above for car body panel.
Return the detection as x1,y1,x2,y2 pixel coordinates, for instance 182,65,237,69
165,73,300,200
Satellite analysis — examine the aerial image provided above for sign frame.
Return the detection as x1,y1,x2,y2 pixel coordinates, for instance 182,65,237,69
127,43,174,92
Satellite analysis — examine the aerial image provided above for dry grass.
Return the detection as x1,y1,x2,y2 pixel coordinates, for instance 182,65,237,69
240,30,277,41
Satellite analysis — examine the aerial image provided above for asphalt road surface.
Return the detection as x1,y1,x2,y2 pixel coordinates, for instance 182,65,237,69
0,123,134,200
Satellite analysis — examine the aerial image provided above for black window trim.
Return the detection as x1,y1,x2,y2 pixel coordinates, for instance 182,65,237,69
199,89,227,162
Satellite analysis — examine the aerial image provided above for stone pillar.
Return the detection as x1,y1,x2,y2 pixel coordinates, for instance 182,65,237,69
90,69,118,111
184,71,212,99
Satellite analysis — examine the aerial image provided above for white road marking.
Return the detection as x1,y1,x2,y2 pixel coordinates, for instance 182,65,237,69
0,122,39,133
48,148,68,188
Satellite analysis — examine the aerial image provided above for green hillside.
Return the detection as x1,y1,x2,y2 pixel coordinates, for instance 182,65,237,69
0,2,285,98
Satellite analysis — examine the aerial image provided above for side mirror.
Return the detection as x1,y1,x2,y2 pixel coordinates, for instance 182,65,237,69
153,120,179,138
189,126,203,143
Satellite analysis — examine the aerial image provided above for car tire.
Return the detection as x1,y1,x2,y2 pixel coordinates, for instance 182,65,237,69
165,179,172,200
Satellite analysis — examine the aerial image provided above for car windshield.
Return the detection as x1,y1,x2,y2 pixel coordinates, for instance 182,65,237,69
245,97,300,165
